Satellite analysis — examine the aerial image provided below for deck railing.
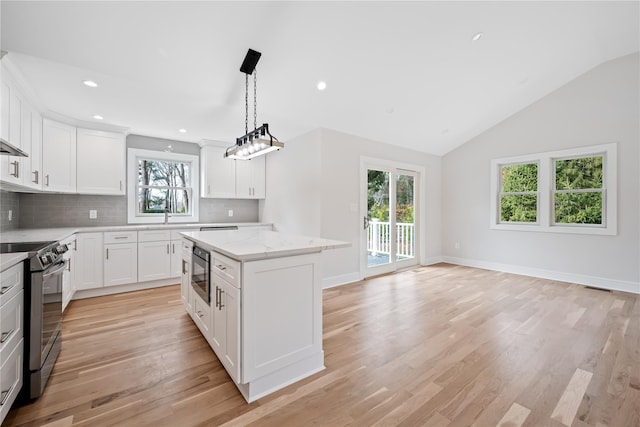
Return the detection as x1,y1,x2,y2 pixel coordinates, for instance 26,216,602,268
367,220,414,258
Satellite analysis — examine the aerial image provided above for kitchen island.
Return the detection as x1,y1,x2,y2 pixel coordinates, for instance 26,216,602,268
180,229,349,403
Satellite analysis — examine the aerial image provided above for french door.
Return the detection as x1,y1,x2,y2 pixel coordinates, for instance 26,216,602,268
362,162,418,277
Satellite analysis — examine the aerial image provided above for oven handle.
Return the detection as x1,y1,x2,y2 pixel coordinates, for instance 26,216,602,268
42,260,68,278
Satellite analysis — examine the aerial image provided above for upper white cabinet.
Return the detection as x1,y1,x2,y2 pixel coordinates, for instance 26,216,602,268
42,119,76,193
201,144,266,199
21,106,42,190
76,128,125,195
235,156,265,199
201,145,236,198
0,79,9,142
0,78,31,186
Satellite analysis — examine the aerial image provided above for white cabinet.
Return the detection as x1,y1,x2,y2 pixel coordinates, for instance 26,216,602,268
0,262,24,425
138,241,172,282
75,232,104,290
42,119,76,192
200,145,236,198
0,82,27,186
0,79,9,143
76,128,125,195
211,273,241,383
61,234,77,312
235,156,265,199
181,239,193,315
170,240,184,278
22,108,42,190
104,232,138,287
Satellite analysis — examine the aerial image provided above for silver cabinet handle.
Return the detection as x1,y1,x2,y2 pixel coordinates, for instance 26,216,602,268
216,264,227,271
32,170,39,184
119,180,123,191
0,285,15,295
0,328,15,344
166,244,170,254
182,260,187,275
106,248,109,260
45,174,50,186
219,289,225,310
196,310,204,318
113,236,127,240
1,385,14,406
9,161,18,178
172,243,175,254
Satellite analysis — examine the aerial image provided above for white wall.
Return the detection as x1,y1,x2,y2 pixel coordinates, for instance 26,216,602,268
260,128,442,287
442,53,640,293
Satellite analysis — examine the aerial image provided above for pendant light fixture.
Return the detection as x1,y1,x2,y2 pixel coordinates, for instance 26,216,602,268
225,49,284,160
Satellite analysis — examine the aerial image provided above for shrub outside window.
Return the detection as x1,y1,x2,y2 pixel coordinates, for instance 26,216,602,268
553,155,604,226
499,162,538,223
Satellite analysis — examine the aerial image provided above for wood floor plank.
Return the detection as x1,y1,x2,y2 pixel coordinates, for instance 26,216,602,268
4,265,638,427
551,368,593,426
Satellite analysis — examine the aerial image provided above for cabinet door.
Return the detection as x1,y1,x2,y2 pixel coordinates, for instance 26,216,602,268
1,87,23,185
42,119,76,192
8,86,21,149
104,243,138,286
222,281,240,383
137,241,171,282
76,128,125,195
235,156,265,199
170,240,183,278
201,145,235,198
211,275,225,356
23,109,42,190
0,79,9,142
181,253,192,315
75,233,104,290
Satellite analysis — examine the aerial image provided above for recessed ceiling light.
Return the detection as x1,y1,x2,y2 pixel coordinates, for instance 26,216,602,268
317,81,327,91
178,128,187,133
93,115,103,120
472,32,483,42
83,80,98,87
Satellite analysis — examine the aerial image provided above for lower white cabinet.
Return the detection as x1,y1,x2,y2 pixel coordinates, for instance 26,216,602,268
211,274,240,383
104,242,138,286
61,234,77,311
75,233,104,290
192,292,211,338
170,239,183,278
1,262,24,424
181,239,193,315
138,241,172,282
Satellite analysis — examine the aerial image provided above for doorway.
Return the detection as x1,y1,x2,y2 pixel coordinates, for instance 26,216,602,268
361,161,419,277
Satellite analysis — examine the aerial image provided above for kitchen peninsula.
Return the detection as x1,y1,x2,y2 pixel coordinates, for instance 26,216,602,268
180,229,349,403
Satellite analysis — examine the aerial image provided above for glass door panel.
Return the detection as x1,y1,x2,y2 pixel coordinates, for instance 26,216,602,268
367,169,391,268
395,173,415,263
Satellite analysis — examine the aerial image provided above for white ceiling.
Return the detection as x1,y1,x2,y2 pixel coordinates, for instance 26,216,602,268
1,1,638,155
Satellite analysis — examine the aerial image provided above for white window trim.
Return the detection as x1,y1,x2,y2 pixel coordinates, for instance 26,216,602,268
127,148,200,224
490,142,617,235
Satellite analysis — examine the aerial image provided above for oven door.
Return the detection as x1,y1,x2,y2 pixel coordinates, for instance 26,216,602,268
191,247,210,304
30,259,65,372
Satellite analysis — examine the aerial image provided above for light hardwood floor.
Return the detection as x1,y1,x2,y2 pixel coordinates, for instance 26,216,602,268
4,264,639,427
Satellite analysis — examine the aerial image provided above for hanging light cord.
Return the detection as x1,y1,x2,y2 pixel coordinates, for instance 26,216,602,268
245,74,249,135
253,69,257,131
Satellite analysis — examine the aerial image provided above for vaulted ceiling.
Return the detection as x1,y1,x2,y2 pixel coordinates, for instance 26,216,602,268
1,1,638,155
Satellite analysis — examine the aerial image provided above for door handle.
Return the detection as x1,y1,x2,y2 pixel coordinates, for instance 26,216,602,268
0,328,15,344
219,289,225,310
32,170,39,184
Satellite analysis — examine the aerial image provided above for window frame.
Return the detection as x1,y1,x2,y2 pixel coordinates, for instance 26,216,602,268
490,143,617,235
127,148,200,224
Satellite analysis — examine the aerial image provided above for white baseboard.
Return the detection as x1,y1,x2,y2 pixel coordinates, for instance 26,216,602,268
422,256,445,266
322,272,362,289
442,256,640,295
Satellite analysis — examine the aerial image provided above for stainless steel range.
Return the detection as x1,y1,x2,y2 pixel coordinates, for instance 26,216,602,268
0,240,67,400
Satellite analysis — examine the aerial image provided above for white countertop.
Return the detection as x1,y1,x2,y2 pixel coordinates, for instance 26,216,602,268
0,252,28,272
0,223,271,244
182,229,351,261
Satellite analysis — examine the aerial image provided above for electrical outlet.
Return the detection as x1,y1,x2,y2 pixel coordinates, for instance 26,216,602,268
8,210,12,221
454,242,460,249
228,209,234,217
89,209,98,219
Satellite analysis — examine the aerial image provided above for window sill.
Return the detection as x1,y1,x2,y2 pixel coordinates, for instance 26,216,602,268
490,223,616,236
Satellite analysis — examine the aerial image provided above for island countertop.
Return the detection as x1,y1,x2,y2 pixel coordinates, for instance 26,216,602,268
181,229,350,261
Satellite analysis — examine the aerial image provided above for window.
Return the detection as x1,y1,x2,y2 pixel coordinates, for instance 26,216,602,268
127,149,199,224
553,155,604,225
490,143,616,235
499,162,538,224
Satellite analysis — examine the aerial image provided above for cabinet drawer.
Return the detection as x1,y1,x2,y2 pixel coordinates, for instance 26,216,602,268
0,263,23,306
104,231,137,244
138,230,171,242
211,251,240,288
193,294,211,337
0,339,23,423
182,238,194,253
0,290,23,362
